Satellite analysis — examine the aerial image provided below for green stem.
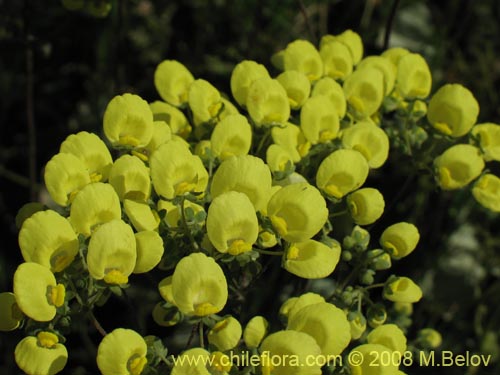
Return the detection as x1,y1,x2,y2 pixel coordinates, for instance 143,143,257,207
364,283,386,291
255,249,284,256
180,197,200,252
255,128,271,156
198,322,205,348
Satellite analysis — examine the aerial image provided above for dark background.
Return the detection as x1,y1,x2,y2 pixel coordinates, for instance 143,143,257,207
1,1,500,374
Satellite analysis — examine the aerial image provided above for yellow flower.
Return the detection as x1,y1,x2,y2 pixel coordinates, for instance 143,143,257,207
207,191,259,255
247,77,290,126
69,182,122,237
13,262,65,322
15,332,68,375
471,123,500,161
341,121,390,168
300,95,340,144
357,56,396,95
60,131,113,182
143,120,172,155
211,155,273,212
171,348,211,375
124,199,159,232
472,174,500,212
171,253,228,316
343,67,384,119
211,114,252,160
260,330,322,375
266,144,294,173
133,231,164,273
244,316,269,348
158,276,174,304
321,30,363,65
271,122,309,162
109,154,151,202
189,79,223,125
396,53,432,99
283,40,323,82
44,152,91,206
87,220,136,285
150,140,208,200
152,302,181,327
0,292,23,331
208,316,243,351
103,93,154,147
348,344,398,375
347,188,385,225
381,47,409,72
267,182,328,242
19,210,78,273
434,144,484,190
97,328,148,375
316,149,369,199
154,60,194,106
384,277,423,303
287,302,351,357
417,328,442,349
230,60,271,107
348,311,367,340
319,40,353,80
367,324,407,354
380,222,419,259
149,100,191,138
276,70,311,110
311,77,347,119
158,199,205,228
284,239,341,279
428,84,479,137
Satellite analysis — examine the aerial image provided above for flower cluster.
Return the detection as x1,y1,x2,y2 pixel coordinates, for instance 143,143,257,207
1,28,496,375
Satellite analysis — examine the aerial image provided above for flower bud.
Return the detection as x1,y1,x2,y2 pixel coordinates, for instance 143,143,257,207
417,328,442,349
150,100,191,138
347,311,367,340
189,79,223,125
322,30,363,65
357,56,395,95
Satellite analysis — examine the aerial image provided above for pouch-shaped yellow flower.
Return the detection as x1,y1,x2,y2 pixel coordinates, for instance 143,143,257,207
143,120,172,155
281,292,325,321
171,253,228,316
267,182,328,242
472,174,500,212
343,67,384,119
311,77,347,119
322,30,363,65
434,144,484,190
471,123,500,161
348,311,367,340
266,144,294,173
247,77,290,126
283,40,323,82
357,56,396,95
380,222,419,259
319,40,353,80
341,121,390,168
206,191,259,255
380,47,409,73
271,122,309,162
154,60,194,107
0,292,23,331
230,60,271,107
276,70,311,110
347,188,385,225
133,231,164,274
428,84,479,137
109,154,151,202
123,199,159,232
189,79,223,125
316,149,369,198
384,277,422,303
284,239,341,279
150,140,208,200
87,219,136,285
396,53,432,100
15,332,68,375
69,182,122,236
19,210,78,272
158,276,174,304
367,324,407,354
211,155,273,212
44,152,91,206
260,330,322,375
171,348,211,375
103,93,154,148
244,316,269,348
300,95,340,144
288,302,351,357
208,315,242,351
211,114,252,160
348,344,398,375
97,328,148,375
13,262,65,322
60,131,113,182
149,100,191,138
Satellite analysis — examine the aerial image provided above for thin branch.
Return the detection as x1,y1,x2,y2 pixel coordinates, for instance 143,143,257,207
297,0,315,43
383,0,401,49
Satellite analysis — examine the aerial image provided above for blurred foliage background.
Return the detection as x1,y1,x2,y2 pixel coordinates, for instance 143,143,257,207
1,0,500,374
